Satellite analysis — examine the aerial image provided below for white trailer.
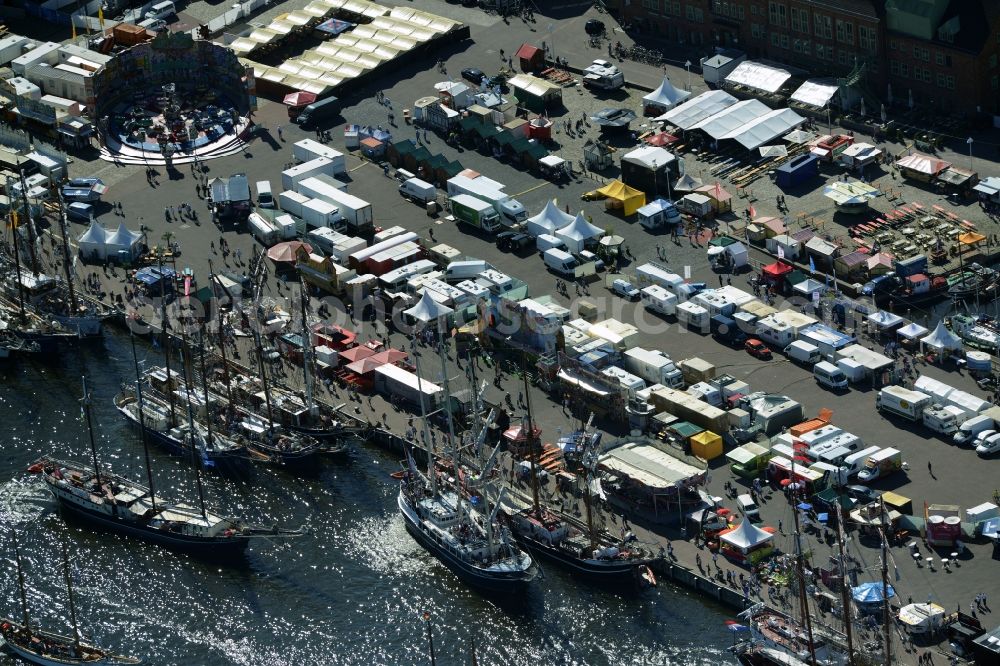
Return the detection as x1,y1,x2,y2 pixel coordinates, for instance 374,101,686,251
876,386,932,421
301,198,344,230
623,347,684,388
295,175,347,204
279,190,311,218
248,212,279,246
640,285,677,316
316,188,374,233
292,139,346,173
281,157,337,190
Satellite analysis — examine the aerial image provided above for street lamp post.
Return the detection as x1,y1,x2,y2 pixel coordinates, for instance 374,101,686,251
685,60,692,91
967,137,974,172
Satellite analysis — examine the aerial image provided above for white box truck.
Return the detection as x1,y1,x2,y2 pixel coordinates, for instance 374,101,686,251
292,139,346,173
842,445,881,478
296,175,347,204
857,448,902,483
921,404,963,436
301,198,344,230
281,157,337,190
318,188,374,234
876,386,932,421
954,407,1000,445
784,340,821,365
248,212,279,246
399,177,437,205
446,174,527,226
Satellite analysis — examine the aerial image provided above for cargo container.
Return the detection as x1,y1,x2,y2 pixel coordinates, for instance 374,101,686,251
279,190,311,218
623,347,684,388
295,175,347,205
301,198,344,230
292,139,346,173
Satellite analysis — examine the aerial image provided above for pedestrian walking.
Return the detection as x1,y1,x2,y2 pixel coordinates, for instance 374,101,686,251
277,125,283,140
778,519,783,533
928,461,933,475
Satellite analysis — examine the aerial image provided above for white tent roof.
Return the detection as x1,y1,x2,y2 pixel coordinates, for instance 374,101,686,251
526,200,574,236
556,213,604,242
724,60,792,94
897,322,929,340
404,288,454,322
824,181,880,206
721,520,774,549
643,76,690,108
621,145,676,169
107,222,142,250
790,78,839,108
921,322,964,352
78,220,106,246
673,173,704,192
895,153,951,175
692,99,772,140
721,108,805,150
655,89,737,128
868,310,905,329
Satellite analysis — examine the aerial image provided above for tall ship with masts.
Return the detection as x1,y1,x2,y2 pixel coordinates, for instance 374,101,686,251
2,534,141,666
397,339,538,594
33,377,302,557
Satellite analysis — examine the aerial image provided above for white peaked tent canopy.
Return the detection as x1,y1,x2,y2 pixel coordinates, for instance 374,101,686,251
867,310,905,330
77,221,108,260
673,173,704,193
404,288,454,323
643,76,691,111
720,520,774,551
106,222,144,259
921,322,963,352
555,213,604,253
526,199,574,238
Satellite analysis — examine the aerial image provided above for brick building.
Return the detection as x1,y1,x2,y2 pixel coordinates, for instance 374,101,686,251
612,0,1000,115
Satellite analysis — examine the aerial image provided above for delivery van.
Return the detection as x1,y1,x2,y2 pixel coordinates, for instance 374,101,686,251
399,178,437,205
144,0,176,21
293,96,339,127
255,180,274,208
543,248,578,277
842,446,881,477
737,494,761,523
814,361,849,391
784,340,821,365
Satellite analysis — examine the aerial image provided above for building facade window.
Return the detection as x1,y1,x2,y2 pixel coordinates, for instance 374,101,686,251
792,38,811,54
771,32,780,47
816,43,833,61
835,19,854,45
889,39,897,50
814,14,832,40
858,25,876,54
944,75,955,89
768,1,787,27
669,1,681,16
991,54,998,69
751,23,765,39
992,75,998,90
790,7,808,33
642,0,658,12
685,5,704,21
912,46,929,61
837,49,850,66
780,34,789,49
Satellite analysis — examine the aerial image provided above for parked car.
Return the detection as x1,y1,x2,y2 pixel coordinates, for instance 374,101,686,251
67,177,102,188
66,202,95,222
585,18,606,35
744,339,772,360
496,231,533,252
461,67,485,84
611,279,640,300
845,485,881,503
578,250,605,271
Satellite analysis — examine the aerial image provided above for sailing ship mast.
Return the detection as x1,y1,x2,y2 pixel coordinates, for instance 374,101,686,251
520,352,541,517
879,497,893,665
206,261,235,410
61,541,81,650
81,376,102,489
437,341,462,523
410,337,436,494
157,256,178,426
5,178,27,321
249,251,276,438
177,315,209,523
129,328,157,513
298,284,314,416
834,502,855,665
197,328,217,467
11,530,31,630
55,194,79,316
16,169,38,275
791,487,817,665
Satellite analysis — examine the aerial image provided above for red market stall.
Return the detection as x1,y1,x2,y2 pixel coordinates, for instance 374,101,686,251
761,260,794,293
526,116,553,140
516,43,544,72
284,91,316,121
312,323,358,352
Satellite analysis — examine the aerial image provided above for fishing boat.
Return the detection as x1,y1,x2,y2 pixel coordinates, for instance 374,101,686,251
883,273,949,308
0,329,39,358
1,267,112,338
947,263,1000,301
735,605,840,665
1,535,141,666
397,341,538,594
730,641,811,666
947,314,1000,351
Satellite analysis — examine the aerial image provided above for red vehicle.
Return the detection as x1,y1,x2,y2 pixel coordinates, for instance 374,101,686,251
745,339,772,360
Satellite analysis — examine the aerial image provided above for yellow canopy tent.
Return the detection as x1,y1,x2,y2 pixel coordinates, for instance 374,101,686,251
958,231,986,246
595,179,646,216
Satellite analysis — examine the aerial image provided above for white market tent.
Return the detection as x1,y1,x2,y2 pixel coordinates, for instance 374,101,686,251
720,520,774,551
556,213,604,253
643,76,691,112
655,89,737,128
724,60,792,95
895,153,951,176
790,78,840,109
106,222,144,260
719,108,805,151
621,145,677,169
921,322,964,352
404,288,454,324
692,99,772,140
77,221,107,260
824,181,880,207
673,173,704,193
868,310,905,331
526,199,574,238
896,322,929,340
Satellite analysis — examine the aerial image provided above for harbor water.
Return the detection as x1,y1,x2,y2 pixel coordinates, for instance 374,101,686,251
0,330,732,666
